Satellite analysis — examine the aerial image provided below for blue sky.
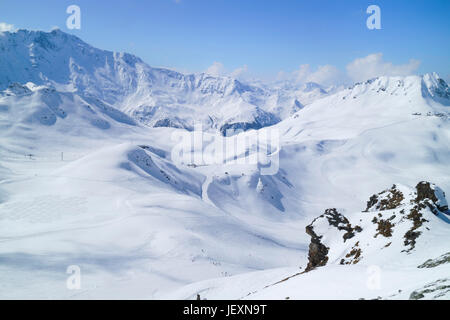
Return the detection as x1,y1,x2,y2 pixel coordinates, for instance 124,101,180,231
1,0,449,83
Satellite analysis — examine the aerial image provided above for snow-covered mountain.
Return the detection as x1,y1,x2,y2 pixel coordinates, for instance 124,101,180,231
0,29,449,300
304,182,449,271
0,29,330,135
169,182,449,300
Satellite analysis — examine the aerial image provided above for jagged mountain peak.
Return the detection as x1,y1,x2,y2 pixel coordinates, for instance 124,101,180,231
1,28,448,137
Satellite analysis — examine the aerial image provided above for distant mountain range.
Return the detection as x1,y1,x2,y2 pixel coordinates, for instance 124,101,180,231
0,29,336,135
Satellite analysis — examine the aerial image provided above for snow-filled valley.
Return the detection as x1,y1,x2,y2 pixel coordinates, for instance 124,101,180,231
0,29,449,300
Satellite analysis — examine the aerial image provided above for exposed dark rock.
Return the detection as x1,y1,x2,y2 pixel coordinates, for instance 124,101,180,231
320,208,362,242
305,223,329,272
416,181,438,204
400,181,447,252
365,185,404,211
409,279,450,300
304,182,448,271
365,194,379,212
219,112,280,136
401,205,429,252
340,242,362,265
153,117,187,130
418,252,450,269
374,219,394,238
305,208,362,271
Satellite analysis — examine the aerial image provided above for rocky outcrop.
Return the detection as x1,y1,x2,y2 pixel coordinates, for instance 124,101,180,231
418,252,450,269
340,242,362,265
304,182,449,271
402,182,448,252
305,208,362,271
305,223,329,272
364,184,405,212
319,208,362,241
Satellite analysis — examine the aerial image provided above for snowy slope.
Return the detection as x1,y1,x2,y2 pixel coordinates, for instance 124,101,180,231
0,141,307,299
267,74,450,217
0,29,449,299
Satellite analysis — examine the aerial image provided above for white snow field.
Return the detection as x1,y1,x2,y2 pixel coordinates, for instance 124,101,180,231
0,29,449,299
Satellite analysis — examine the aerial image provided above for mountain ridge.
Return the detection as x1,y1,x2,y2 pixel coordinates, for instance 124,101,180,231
0,29,325,134
2,29,448,136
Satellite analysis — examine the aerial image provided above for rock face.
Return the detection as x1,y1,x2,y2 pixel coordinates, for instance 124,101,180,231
418,252,450,269
305,222,329,272
304,182,449,271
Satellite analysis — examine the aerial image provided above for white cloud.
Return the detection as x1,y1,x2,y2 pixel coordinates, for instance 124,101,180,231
346,53,420,82
205,53,422,87
205,61,225,77
0,22,15,33
276,53,421,87
292,64,311,83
